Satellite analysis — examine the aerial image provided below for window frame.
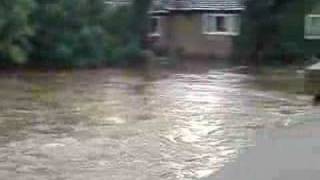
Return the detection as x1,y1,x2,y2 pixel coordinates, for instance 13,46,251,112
149,16,161,37
202,13,240,36
104,1,130,8
305,14,320,40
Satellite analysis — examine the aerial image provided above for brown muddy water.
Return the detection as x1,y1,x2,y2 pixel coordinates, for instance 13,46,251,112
0,63,318,180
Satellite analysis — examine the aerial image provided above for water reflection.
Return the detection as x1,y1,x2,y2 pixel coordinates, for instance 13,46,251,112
0,66,316,180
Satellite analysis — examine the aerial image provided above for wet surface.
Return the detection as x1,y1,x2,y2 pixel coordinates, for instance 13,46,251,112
0,64,317,180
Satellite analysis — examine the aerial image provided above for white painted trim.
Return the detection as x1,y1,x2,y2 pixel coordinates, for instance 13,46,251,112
148,33,161,37
304,35,320,40
166,8,245,11
148,16,161,37
203,32,239,36
306,14,320,18
206,13,240,17
149,10,169,14
304,14,320,40
104,2,130,6
151,16,161,20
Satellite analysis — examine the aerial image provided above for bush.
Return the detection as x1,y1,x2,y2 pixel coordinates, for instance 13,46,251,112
0,0,152,68
0,0,35,66
235,0,305,66
107,41,145,66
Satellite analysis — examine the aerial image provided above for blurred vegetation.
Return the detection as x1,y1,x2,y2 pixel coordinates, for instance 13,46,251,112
0,0,36,67
0,0,151,68
234,0,319,66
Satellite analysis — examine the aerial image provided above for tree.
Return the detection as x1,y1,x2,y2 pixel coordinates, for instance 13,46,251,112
103,0,153,66
30,0,153,68
0,0,153,68
129,0,152,45
0,0,35,66
30,0,110,67
235,0,303,65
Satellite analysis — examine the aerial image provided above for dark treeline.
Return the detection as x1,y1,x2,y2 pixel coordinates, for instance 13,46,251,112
0,0,151,68
235,0,314,66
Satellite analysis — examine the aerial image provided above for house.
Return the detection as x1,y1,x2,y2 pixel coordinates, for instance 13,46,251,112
304,0,320,57
149,0,245,59
305,7,320,40
304,1,320,95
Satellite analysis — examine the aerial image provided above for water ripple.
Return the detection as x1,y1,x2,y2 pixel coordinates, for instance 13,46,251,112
0,68,316,180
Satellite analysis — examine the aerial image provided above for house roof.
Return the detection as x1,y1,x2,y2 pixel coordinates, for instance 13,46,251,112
104,0,245,12
165,0,245,11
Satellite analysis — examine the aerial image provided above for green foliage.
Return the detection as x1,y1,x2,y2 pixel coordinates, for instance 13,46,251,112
29,0,109,68
235,0,305,65
129,0,152,43
0,0,152,68
0,0,35,66
108,41,145,66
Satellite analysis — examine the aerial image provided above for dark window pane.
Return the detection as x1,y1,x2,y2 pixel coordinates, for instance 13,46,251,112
150,17,159,34
216,16,226,32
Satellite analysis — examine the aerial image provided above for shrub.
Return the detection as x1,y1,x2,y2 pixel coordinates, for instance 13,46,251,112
107,41,145,66
0,0,152,68
0,0,35,66
235,0,305,66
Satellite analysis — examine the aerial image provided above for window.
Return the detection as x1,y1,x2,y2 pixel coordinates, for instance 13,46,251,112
305,14,320,39
149,17,161,37
105,1,130,8
216,16,227,32
202,14,240,36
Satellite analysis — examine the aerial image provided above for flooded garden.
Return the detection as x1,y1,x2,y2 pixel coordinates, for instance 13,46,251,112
0,62,318,180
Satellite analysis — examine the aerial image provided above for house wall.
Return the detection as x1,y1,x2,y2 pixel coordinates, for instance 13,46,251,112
153,16,170,48
154,13,236,59
305,1,320,57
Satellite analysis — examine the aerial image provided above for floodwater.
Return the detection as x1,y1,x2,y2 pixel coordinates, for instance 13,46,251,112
0,63,317,180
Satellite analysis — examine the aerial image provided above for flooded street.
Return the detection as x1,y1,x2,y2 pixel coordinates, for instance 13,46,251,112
0,64,317,180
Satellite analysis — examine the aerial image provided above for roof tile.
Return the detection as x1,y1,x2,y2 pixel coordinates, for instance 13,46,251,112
165,0,245,10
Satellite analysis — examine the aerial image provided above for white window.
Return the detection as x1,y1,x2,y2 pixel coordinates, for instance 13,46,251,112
305,14,320,39
149,16,161,37
105,1,130,8
202,14,240,36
